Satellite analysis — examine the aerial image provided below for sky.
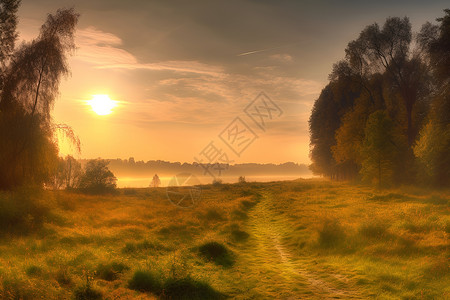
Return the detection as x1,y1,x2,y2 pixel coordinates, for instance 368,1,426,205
16,0,448,164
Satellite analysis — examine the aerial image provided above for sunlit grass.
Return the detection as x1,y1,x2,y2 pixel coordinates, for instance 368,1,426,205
0,181,448,298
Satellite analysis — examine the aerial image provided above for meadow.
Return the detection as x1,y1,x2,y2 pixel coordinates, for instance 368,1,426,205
0,180,448,299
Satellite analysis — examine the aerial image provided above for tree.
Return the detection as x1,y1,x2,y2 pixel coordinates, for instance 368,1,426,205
79,159,117,194
345,17,430,146
360,111,399,188
0,4,79,189
150,174,161,188
48,155,82,190
414,118,450,187
0,0,19,85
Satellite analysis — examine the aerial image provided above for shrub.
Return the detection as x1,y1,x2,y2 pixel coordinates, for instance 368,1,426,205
96,262,129,281
162,277,225,300
238,176,246,183
128,270,162,293
198,242,234,267
318,219,346,248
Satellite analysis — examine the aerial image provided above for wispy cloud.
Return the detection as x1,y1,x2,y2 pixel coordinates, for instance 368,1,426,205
75,27,223,76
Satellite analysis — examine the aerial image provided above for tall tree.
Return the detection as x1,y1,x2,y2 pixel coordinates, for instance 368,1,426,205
0,6,79,189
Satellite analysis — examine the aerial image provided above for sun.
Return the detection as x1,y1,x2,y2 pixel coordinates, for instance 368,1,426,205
88,95,117,115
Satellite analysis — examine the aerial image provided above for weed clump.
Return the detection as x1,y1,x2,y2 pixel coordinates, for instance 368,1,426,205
318,219,346,248
96,262,129,281
198,242,234,267
74,273,102,300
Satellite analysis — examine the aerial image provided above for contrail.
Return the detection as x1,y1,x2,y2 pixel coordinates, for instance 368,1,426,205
237,41,302,57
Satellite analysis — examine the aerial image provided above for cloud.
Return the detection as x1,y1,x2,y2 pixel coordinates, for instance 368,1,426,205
75,26,138,65
75,27,224,76
270,53,293,62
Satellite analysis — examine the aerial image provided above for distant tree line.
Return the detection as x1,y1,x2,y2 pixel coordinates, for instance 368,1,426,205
106,158,310,177
309,10,449,187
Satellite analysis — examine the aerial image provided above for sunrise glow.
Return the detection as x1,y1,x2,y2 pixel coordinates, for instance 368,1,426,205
88,95,116,115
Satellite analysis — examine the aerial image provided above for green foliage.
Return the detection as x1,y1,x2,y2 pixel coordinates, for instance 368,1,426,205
74,272,102,300
198,241,234,267
360,111,399,187
310,11,450,187
414,118,450,187
78,159,117,194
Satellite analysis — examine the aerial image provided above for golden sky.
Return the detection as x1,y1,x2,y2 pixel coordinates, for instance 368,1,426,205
16,0,447,164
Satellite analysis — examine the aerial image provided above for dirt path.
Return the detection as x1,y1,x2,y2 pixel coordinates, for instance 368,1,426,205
239,192,363,299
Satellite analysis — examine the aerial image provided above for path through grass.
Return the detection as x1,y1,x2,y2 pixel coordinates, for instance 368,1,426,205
239,191,364,299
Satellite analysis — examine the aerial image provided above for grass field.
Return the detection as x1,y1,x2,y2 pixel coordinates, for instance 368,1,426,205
0,180,448,299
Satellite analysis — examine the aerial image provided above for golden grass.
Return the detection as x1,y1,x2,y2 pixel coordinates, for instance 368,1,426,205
0,180,448,299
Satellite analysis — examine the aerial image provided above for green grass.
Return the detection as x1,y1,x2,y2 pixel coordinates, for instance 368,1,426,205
0,180,448,299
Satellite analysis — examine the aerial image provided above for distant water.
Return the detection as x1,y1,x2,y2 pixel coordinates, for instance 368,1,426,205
117,175,311,188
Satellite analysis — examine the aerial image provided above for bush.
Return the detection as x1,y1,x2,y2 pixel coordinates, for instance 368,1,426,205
198,242,234,267
318,219,346,248
238,176,246,183
78,159,117,194
162,277,225,300
96,262,129,281
128,270,162,293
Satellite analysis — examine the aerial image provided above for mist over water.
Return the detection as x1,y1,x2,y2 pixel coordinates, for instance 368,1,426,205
117,175,313,188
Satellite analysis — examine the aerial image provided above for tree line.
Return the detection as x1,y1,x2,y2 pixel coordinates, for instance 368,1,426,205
309,10,449,187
